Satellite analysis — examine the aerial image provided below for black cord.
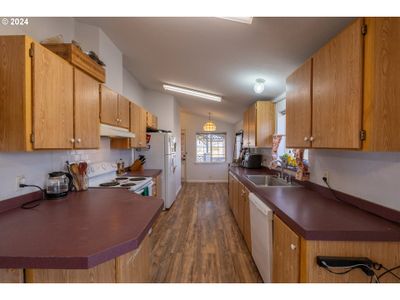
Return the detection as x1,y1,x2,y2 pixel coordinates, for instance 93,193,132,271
377,265,400,281
20,184,45,209
322,177,342,202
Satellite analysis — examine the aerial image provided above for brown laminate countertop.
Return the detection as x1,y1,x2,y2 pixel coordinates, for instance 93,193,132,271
0,189,163,269
229,166,400,241
127,169,162,177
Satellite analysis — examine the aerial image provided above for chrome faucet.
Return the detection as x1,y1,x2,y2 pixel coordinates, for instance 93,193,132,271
269,159,286,179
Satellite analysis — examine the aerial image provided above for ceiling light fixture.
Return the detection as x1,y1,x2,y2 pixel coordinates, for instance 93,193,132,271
219,17,253,25
253,78,265,94
203,113,217,132
163,84,222,102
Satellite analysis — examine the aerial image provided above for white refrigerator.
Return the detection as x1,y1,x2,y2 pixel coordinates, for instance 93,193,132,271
141,133,177,209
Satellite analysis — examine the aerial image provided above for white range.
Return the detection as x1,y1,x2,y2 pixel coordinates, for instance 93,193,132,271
87,162,153,196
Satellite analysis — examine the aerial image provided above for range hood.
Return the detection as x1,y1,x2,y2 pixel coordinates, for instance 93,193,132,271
100,124,135,138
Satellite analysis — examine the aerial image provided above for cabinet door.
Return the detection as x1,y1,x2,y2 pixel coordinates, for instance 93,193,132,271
118,95,130,129
146,111,153,128
232,177,239,221
32,42,74,149
243,109,249,147
237,182,245,233
286,59,312,148
256,101,275,147
130,103,147,148
247,104,256,147
363,17,400,151
273,215,300,283
100,85,118,126
242,187,252,251
74,69,100,149
312,18,363,149
130,102,141,148
152,115,158,129
228,173,234,210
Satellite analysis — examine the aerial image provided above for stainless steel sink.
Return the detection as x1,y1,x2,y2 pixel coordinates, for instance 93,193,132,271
245,175,301,187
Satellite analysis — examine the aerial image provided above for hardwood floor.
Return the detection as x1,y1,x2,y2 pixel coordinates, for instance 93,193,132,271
151,183,262,283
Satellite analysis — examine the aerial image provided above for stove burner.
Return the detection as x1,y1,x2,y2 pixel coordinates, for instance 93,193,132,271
129,177,147,181
115,177,129,181
120,183,137,187
99,181,119,187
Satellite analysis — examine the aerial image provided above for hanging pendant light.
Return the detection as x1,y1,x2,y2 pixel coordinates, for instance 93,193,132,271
203,112,217,132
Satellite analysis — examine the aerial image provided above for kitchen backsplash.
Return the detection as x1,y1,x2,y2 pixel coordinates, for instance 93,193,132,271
0,138,133,201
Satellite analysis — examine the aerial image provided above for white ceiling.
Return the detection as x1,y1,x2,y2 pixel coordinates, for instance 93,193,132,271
77,17,354,124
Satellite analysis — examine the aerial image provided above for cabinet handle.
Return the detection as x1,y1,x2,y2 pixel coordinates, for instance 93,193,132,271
290,244,296,250
70,138,75,143
309,136,315,142
304,137,309,142
76,138,81,143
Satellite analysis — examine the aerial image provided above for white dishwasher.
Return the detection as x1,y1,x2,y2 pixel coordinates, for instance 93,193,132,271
249,192,273,283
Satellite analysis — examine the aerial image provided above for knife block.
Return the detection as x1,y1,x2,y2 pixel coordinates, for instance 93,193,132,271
130,159,144,172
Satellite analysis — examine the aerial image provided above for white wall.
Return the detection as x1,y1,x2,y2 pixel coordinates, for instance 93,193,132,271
181,112,235,182
309,150,400,212
0,139,131,201
123,68,145,106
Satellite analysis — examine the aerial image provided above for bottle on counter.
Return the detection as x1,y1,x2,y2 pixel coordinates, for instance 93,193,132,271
116,158,125,175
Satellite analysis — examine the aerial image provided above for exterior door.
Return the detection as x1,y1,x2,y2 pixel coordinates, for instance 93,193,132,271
286,58,312,148
32,42,74,149
312,18,363,149
181,129,187,182
74,68,100,149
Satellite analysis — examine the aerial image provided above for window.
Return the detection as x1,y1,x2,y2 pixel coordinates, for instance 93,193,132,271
196,133,226,163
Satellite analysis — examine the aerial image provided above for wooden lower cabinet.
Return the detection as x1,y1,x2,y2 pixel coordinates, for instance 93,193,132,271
273,215,400,283
25,259,116,283
300,239,400,283
116,233,151,283
152,174,162,197
4,234,152,283
0,269,24,283
228,172,252,251
273,215,300,283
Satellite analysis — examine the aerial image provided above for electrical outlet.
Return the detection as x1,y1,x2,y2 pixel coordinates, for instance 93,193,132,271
16,176,26,190
323,171,329,182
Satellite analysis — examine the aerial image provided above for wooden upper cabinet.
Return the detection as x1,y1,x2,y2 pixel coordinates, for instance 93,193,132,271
130,102,147,148
32,42,74,149
273,215,300,283
243,101,275,148
146,111,158,129
286,59,312,148
243,109,249,146
312,18,363,149
74,68,100,149
256,101,275,147
363,17,400,151
100,85,118,126
117,95,130,129
247,103,256,147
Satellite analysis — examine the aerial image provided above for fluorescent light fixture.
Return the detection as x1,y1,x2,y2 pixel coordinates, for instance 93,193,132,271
163,84,222,102
218,17,253,25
